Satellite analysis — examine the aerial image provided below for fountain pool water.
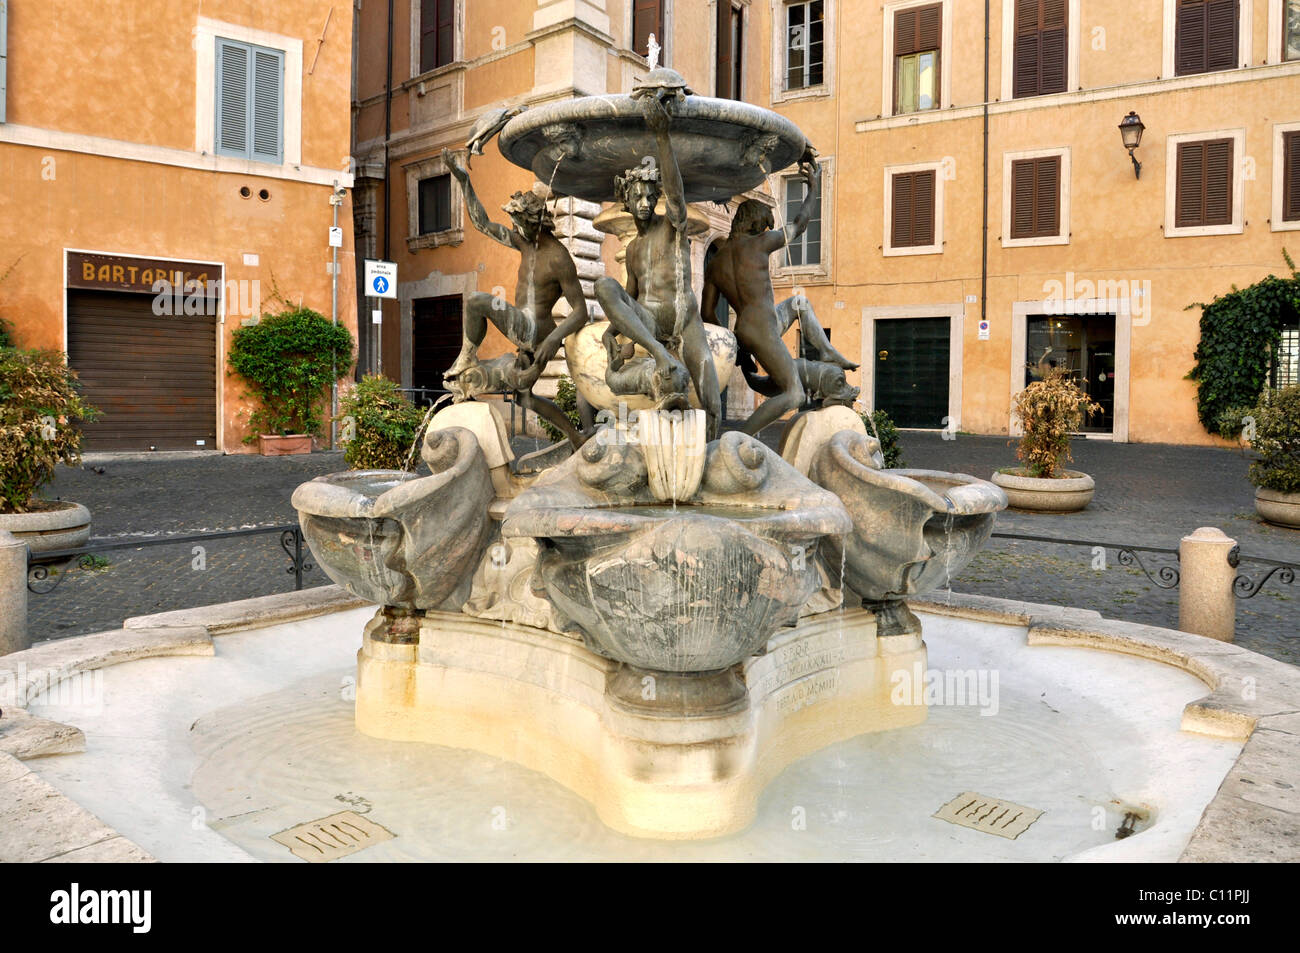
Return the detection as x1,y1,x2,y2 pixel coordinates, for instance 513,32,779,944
19,603,1242,862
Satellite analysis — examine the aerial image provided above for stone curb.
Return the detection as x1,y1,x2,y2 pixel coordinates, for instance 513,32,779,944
911,591,1300,862
122,584,370,634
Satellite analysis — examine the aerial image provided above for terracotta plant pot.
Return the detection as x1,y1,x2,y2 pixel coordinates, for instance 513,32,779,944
258,434,313,456
1254,487,1300,529
991,468,1095,513
0,501,92,555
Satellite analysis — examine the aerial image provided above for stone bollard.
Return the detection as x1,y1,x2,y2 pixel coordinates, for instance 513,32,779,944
0,530,30,655
1178,527,1238,642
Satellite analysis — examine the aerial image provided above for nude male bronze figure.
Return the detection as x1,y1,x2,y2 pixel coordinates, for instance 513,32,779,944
441,149,590,446
593,96,722,439
701,157,858,436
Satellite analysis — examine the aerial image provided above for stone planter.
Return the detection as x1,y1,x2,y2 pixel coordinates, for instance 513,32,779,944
991,468,1095,513
259,434,313,456
0,501,92,555
1254,487,1300,528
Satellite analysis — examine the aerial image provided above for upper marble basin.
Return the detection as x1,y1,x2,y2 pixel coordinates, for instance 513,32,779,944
497,93,808,204
812,430,1008,602
291,427,493,610
502,432,851,673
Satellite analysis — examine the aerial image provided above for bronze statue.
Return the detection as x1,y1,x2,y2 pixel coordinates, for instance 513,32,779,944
441,149,590,446
593,97,722,438
701,160,859,436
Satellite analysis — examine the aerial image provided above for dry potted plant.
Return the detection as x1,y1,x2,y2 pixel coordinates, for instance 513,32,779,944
0,346,100,552
992,367,1103,513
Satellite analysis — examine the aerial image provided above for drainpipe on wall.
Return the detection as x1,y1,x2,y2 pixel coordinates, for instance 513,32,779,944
380,0,394,378
981,0,990,332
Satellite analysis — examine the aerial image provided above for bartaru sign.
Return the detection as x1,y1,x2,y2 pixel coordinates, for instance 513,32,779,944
364,259,397,299
67,251,221,295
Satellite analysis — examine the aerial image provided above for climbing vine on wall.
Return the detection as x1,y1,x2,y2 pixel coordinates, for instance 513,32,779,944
1187,252,1300,438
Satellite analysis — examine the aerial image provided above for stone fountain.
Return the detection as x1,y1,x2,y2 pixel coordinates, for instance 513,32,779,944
289,69,1010,838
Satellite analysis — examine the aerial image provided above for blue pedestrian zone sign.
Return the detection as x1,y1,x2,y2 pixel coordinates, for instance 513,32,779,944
363,259,397,299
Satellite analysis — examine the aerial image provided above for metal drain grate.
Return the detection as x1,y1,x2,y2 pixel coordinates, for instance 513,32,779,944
933,792,1043,840
270,811,394,862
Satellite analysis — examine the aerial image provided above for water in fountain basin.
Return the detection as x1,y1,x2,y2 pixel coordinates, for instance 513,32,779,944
942,511,955,606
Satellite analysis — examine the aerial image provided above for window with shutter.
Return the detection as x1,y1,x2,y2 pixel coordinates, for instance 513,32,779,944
785,1,825,90
420,0,456,74
633,0,665,60
215,39,283,164
1013,0,1068,98
784,176,822,265
894,4,942,113
1175,0,1238,76
1009,156,1061,239
716,2,744,99
891,170,937,248
1286,0,1300,61
418,175,453,235
1285,131,1300,223
1174,138,1234,228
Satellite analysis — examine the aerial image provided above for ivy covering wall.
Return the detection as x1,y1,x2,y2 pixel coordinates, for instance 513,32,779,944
1187,253,1300,437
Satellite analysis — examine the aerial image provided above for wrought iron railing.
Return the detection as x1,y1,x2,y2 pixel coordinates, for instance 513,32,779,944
27,524,313,594
988,531,1296,599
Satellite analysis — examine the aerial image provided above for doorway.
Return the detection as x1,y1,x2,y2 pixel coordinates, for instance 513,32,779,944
410,295,463,398
1024,314,1115,432
873,317,951,428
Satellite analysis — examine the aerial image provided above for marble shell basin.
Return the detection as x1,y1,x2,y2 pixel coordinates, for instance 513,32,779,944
812,430,1008,602
497,92,808,204
502,433,852,673
291,427,493,610
566,320,738,414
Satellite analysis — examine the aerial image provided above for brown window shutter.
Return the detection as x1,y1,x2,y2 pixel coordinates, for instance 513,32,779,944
633,0,664,58
913,170,936,245
1285,131,1300,223
1203,138,1233,225
1014,0,1068,97
892,172,915,247
1177,0,1237,75
716,1,733,98
1010,156,1060,238
1035,155,1060,235
436,0,454,68
1010,159,1037,238
895,4,941,54
1175,141,1207,227
1205,0,1239,70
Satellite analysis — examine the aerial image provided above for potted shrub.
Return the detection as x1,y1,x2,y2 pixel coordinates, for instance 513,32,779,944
992,367,1103,513
1247,385,1300,528
0,347,99,553
228,306,353,455
336,374,427,470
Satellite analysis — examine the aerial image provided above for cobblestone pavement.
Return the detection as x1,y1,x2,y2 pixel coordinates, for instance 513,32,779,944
24,432,1300,666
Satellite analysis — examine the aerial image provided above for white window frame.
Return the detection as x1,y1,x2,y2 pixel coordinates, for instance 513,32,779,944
883,160,945,257
859,303,965,433
999,0,1080,101
405,151,466,251
770,0,835,104
1161,0,1252,78
1164,128,1247,237
410,0,464,78
881,0,952,118
1002,147,1070,247
1269,0,1300,63
1272,119,1300,231
195,17,302,168
773,154,834,282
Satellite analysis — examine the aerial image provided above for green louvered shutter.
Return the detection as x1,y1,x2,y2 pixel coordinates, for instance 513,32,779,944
215,38,283,163
250,47,283,163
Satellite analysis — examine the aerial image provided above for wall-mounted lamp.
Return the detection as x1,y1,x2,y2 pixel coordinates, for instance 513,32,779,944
1119,111,1145,179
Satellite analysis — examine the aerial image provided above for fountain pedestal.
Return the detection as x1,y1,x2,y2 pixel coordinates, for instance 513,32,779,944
354,606,926,839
